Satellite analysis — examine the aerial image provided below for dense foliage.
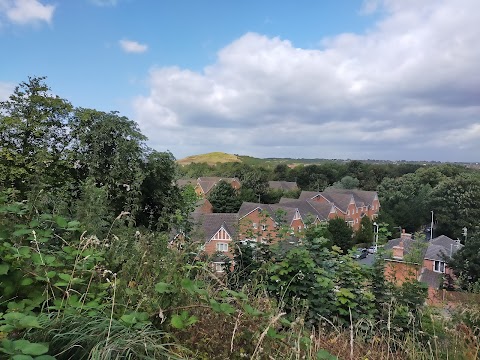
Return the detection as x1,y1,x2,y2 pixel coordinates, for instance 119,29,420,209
1,77,480,359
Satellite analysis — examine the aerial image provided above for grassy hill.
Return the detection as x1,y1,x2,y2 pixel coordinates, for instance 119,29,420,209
177,152,241,165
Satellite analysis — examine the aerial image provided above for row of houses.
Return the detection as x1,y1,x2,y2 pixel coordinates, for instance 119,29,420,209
177,177,298,198
175,188,380,272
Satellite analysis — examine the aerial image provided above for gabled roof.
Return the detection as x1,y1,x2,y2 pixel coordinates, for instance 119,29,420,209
193,198,213,213
425,235,462,261
191,213,239,242
238,202,297,225
298,191,321,201
276,199,334,222
268,181,298,191
320,192,354,213
197,177,240,194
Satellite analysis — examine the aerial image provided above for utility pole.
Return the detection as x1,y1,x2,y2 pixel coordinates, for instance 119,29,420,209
373,222,379,252
430,211,434,240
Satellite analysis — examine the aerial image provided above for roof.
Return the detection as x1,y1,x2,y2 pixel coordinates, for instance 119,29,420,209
268,181,298,191
419,268,443,289
298,191,321,201
238,202,297,225
193,198,213,213
298,189,379,213
384,234,462,262
176,179,196,187
425,235,462,261
277,199,334,221
196,177,241,194
191,213,239,242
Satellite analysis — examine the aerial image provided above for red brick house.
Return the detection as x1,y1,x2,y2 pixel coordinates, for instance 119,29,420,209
190,213,239,272
298,189,380,230
176,177,241,198
384,233,463,302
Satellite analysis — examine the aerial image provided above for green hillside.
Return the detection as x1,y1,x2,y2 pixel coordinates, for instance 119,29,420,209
177,152,241,165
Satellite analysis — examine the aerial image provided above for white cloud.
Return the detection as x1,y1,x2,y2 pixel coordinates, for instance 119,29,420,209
133,0,480,161
119,39,148,53
0,0,54,25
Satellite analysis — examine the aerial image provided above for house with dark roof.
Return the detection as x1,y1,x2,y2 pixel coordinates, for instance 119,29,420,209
190,213,239,272
298,189,380,230
176,177,241,198
383,232,463,302
268,181,299,192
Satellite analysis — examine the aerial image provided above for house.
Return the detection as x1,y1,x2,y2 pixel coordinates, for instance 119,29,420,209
176,177,241,198
383,232,463,302
268,181,299,192
190,213,239,272
298,189,380,230
193,198,213,214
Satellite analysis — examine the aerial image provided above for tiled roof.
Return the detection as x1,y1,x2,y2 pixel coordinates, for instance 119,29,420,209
268,181,298,191
320,192,353,213
298,191,321,201
276,199,334,222
425,235,462,260
197,177,240,194
176,179,196,187
238,202,297,225
419,268,443,289
238,202,263,218
191,213,239,242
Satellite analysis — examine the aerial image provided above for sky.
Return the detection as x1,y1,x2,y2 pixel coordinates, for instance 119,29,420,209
1,0,479,162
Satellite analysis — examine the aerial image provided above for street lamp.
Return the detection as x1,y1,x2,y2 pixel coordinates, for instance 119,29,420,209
373,222,379,252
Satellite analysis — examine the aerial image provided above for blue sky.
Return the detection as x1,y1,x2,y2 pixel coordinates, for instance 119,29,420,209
1,0,480,162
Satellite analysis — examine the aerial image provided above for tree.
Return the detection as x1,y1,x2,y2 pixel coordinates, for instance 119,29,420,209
69,108,148,220
430,173,480,238
0,76,73,194
355,216,374,245
327,176,360,190
208,180,241,213
327,217,354,251
449,234,480,290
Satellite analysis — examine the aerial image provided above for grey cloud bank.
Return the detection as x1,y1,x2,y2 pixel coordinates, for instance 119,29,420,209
134,0,480,162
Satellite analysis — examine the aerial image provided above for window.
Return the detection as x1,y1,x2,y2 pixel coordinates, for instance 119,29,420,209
216,243,228,252
347,210,350,215
434,261,445,273
213,262,225,273
252,223,258,229
261,224,267,231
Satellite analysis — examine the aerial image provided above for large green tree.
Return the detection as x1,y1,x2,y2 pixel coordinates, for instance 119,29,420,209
327,217,354,251
0,77,73,194
208,180,241,213
430,173,480,238
449,234,480,290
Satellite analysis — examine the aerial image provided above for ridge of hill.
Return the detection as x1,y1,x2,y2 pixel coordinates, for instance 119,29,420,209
177,152,241,165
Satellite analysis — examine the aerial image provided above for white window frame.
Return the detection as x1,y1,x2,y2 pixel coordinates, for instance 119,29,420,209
261,224,267,231
216,243,229,252
252,222,258,229
213,262,225,273
434,260,445,273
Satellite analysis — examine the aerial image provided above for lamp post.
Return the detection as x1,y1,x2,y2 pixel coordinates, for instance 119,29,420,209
373,222,379,252
430,211,434,240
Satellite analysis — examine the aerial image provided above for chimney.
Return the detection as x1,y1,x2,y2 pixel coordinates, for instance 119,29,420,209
392,240,404,260
400,229,412,240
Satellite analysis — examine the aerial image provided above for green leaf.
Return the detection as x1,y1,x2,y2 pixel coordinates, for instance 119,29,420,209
18,315,42,329
20,342,48,355
316,349,338,360
12,355,34,360
34,356,56,360
20,278,34,286
58,273,71,281
170,314,184,329
13,228,32,237
54,216,68,228
219,303,235,315
0,263,9,275
154,282,171,294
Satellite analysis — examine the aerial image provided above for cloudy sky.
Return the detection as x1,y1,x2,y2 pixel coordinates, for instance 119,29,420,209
1,0,479,162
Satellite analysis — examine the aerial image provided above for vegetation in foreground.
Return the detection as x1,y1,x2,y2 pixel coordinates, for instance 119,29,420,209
1,77,480,359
